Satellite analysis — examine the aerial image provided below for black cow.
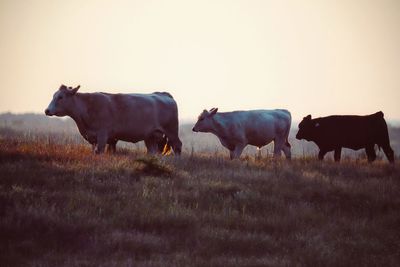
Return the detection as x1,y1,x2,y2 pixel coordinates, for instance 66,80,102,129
296,111,394,163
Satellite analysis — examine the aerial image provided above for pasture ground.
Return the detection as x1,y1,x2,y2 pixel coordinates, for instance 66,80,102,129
0,136,399,267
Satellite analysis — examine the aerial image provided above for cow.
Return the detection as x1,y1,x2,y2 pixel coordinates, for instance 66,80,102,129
45,84,182,155
295,112,394,163
192,108,292,159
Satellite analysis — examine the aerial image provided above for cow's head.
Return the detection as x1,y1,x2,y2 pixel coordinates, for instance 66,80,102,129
192,108,218,132
45,84,80,116
296,115,320,141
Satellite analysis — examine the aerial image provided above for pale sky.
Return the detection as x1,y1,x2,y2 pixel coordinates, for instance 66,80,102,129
0,0,399,122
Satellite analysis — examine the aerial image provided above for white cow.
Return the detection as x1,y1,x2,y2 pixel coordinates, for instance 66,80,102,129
45,84,182,154
192,108,291,159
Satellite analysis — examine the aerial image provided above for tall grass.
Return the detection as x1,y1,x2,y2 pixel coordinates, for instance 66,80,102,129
0,135,399,267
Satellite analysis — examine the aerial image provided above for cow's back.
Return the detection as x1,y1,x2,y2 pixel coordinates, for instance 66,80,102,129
245,109,291,130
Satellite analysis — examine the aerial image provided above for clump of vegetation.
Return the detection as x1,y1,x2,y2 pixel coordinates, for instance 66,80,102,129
135,157,174,178
0,136,399,267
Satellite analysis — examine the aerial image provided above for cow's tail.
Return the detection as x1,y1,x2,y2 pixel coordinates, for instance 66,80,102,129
285,138,291,148
285,110,292,148
373,111,389,152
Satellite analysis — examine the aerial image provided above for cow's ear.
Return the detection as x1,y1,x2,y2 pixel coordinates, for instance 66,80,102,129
209,108,218,116
305,115,312,120
69,85,80,95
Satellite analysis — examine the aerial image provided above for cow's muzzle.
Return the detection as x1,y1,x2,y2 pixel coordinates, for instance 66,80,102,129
45,109,53,116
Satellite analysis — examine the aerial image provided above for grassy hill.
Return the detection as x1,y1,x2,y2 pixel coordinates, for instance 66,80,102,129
0,135,399,266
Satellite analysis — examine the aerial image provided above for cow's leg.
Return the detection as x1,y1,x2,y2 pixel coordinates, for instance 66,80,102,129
164,135,181,155
172,138,182,155
382,145,394,163
87,136,97,154
157,135,169,154
380,141,395,163
365,145,376,163
282,141,291,160
95,131,108,154
334,147,342,162
107,140,118,154
318,150,327,161
229,150,235,160
163,124,182,155
145,130,166,155
148,130,165,155
273,139,283,158
164,135,182,155
91,143,97,154
144,139,158,155
230,144,245,160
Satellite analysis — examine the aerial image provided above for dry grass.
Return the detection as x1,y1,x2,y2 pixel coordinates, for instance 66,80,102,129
0,135,399,267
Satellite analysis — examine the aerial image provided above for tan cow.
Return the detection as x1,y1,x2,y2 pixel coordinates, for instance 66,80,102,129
192,108,291,159
45,85,182,154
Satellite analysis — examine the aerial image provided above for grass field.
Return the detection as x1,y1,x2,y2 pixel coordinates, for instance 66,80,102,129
0,135,400,267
